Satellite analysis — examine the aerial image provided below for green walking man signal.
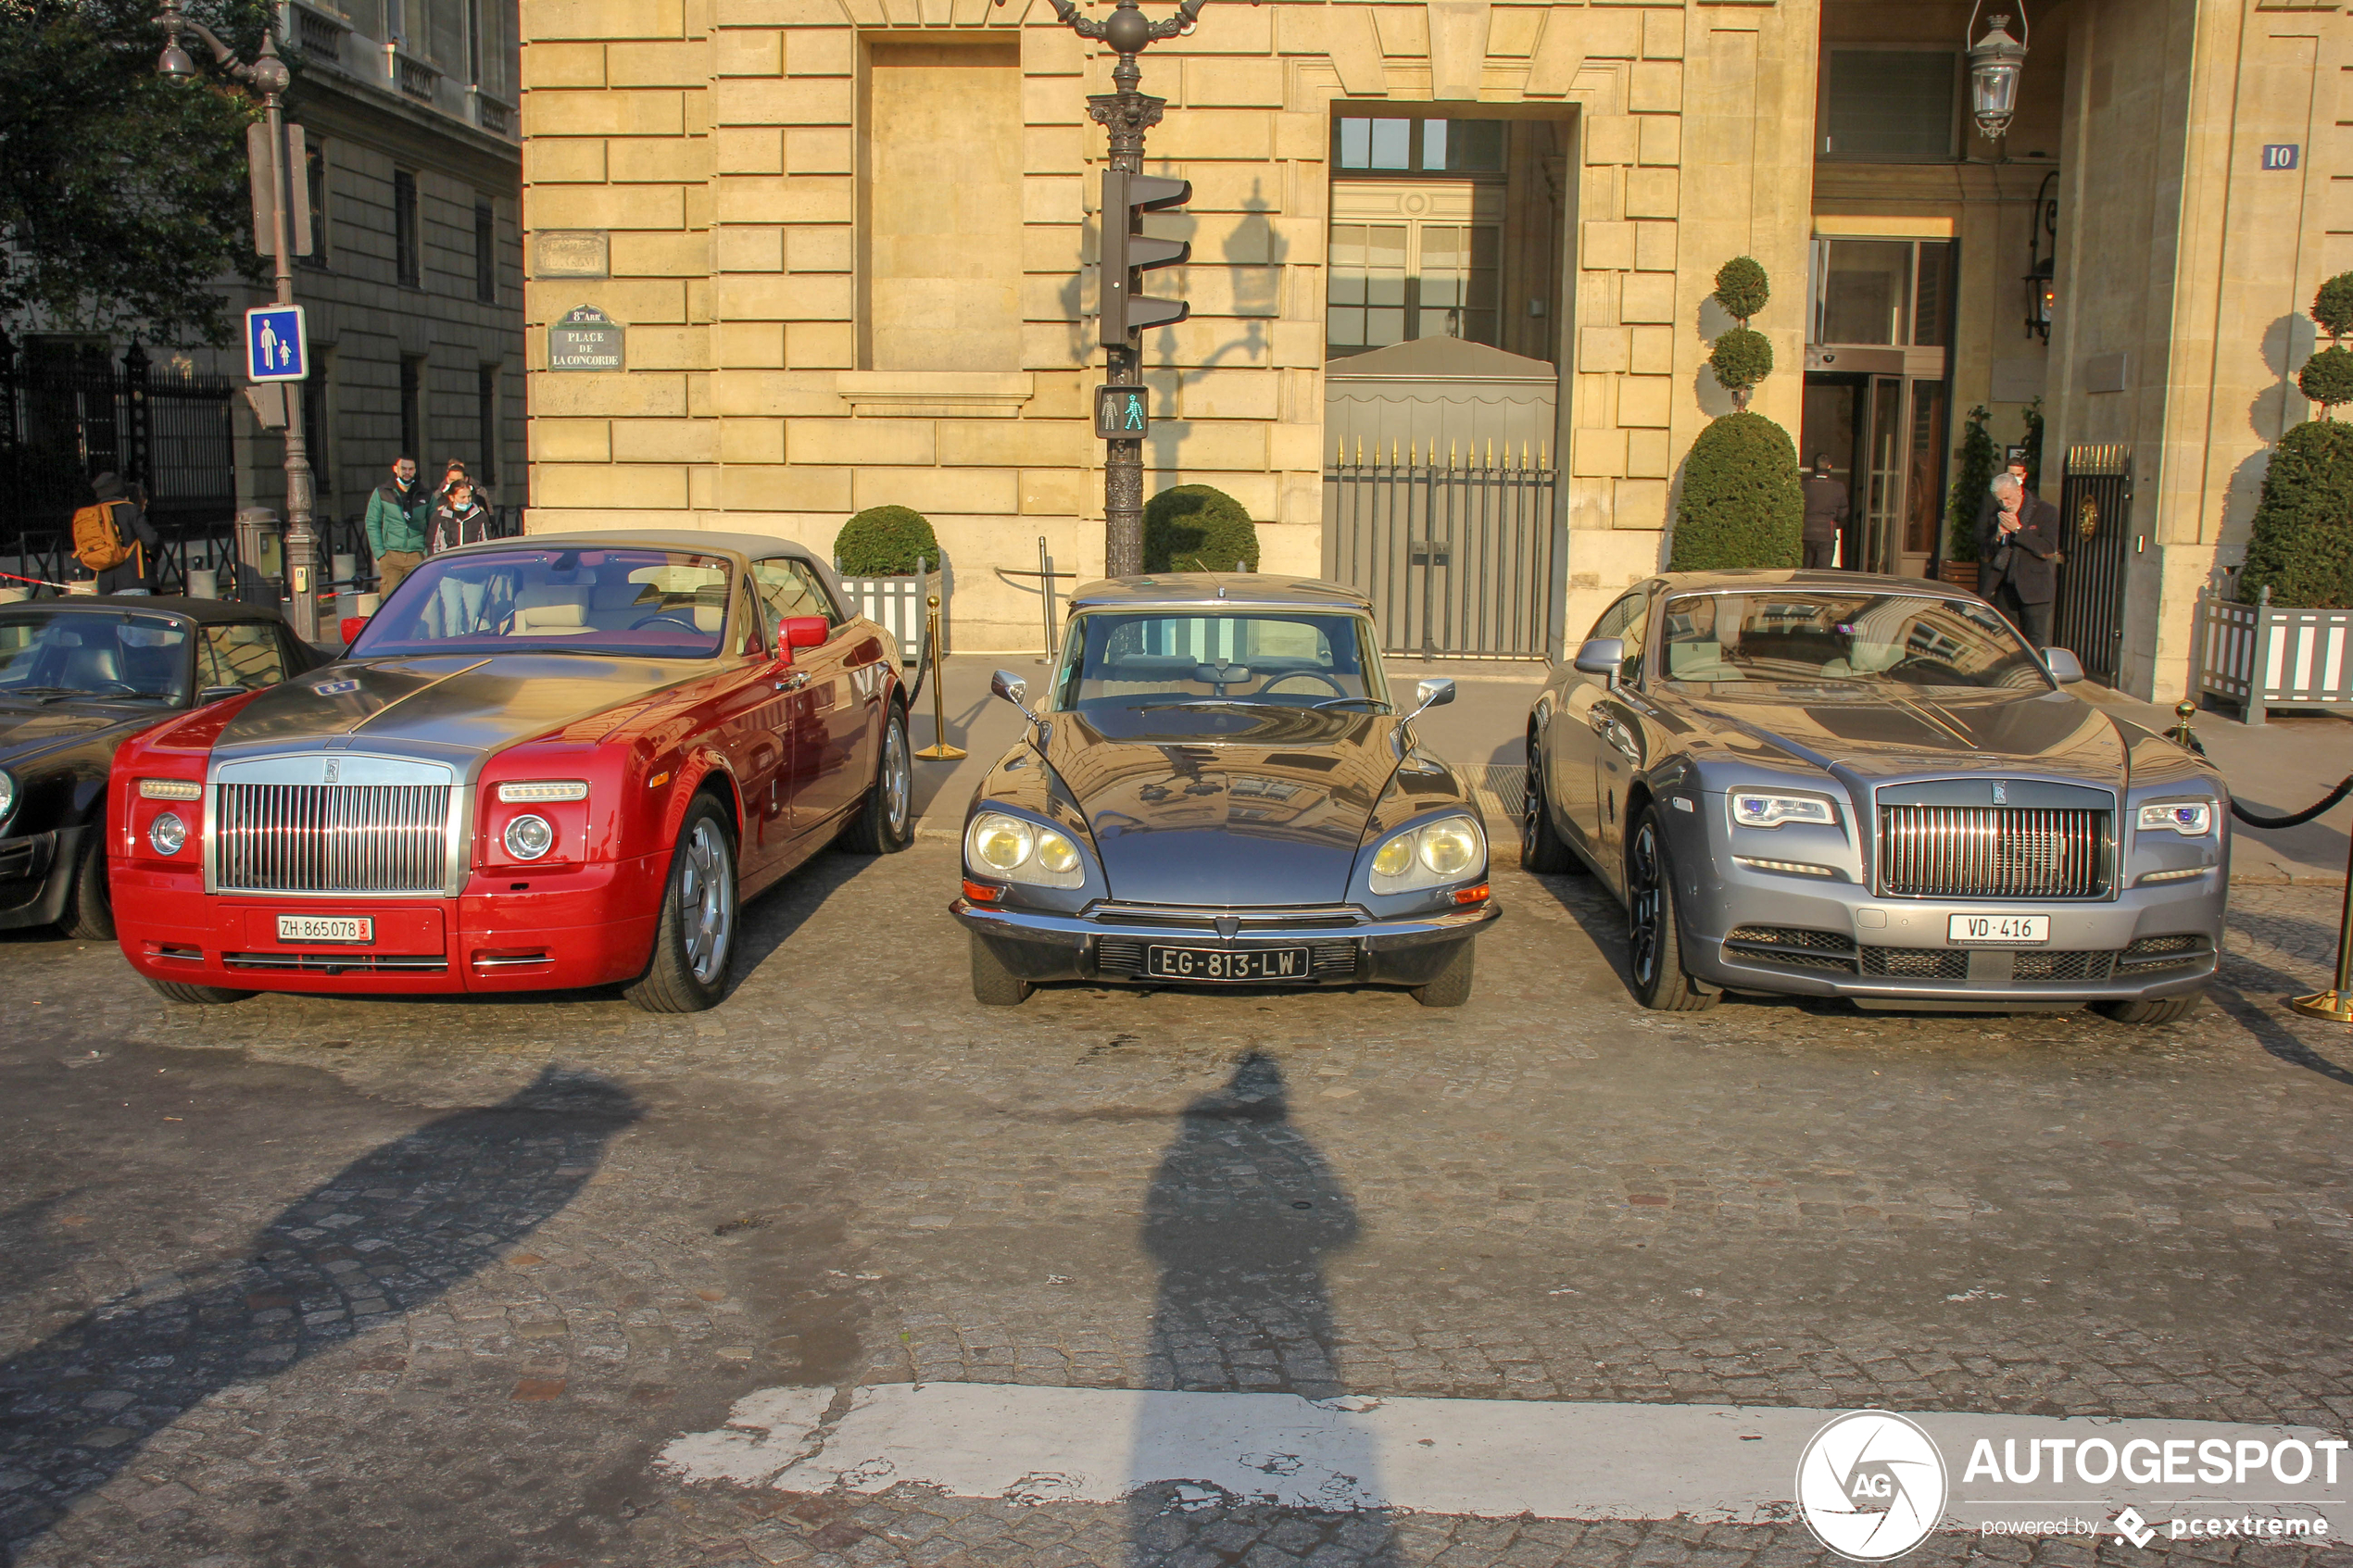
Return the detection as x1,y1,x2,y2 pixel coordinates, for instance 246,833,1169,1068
1095,385,1150,439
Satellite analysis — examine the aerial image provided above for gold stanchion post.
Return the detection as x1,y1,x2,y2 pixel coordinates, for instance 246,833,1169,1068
2291,852,2353,1021
912,593,965,761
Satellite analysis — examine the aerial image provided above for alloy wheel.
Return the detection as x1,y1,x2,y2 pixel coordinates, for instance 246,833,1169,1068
679,818,734,983
1522,746,1543,845
882,716,912,840
1627,820,1663,987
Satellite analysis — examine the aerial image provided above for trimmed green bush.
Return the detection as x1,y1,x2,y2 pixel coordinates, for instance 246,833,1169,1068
2314,271,2353,342
1669,411,1802,571
1143,483,1260,573
1708,327,1773,402
2298,345,2353,413
2239,419,2353,608
1712,257,1769,323
1944,405,1998,564
833,505,940,576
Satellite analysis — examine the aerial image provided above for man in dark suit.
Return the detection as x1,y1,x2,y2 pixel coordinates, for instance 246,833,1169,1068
1976,472,2059,649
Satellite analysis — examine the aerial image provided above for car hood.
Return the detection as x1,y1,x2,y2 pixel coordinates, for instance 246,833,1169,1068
0,701,163,767
216,653,704,758
1679,685,2127,789
1042,706,1401,906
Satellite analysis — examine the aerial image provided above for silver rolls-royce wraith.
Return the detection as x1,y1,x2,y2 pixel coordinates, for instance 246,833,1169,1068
1524,571,2227,1022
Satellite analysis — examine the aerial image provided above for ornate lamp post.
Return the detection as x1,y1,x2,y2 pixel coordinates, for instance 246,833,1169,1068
156,6,321,639
1006,0,1239,577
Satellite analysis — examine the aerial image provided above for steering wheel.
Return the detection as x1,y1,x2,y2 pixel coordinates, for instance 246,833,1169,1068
1261,670,1350,698
629,611,701,634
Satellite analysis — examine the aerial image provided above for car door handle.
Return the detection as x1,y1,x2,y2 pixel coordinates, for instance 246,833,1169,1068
774,671,808,693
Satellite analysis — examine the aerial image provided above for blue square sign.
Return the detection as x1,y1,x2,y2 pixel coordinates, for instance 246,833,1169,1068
245,304,308,382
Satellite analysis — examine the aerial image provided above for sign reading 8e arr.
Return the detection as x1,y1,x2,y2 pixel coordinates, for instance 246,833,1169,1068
549,305,623,371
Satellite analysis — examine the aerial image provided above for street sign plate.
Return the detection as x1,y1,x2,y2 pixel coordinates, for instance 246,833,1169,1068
549,304,624,371
245,305,308,382
1095,385,1149,439
2262,143,2299,170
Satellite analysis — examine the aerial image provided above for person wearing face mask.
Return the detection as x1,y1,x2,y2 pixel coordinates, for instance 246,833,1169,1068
364,457,430,595
428,479,493,636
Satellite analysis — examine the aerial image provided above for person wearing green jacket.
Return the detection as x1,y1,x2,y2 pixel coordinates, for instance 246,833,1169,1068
363,457,430,595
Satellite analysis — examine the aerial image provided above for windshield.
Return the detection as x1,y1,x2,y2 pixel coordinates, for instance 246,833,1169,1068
1052,611,1387,714
351,548,735,659
1658,592,2054,691
0,610,189,704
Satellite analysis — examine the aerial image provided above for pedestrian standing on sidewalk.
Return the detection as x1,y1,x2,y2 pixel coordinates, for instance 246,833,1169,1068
429,479,494,635
1979,471,2059,650
1800,455,1847,571
364,457,430,596
79,472,160,595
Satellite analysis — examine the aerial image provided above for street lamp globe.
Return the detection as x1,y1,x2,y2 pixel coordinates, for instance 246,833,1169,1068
1968,12,2027,141
157,39,197,77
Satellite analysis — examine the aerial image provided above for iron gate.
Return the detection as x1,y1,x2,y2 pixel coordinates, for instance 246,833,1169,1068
2051,444,2132,684
1323,443,1559,659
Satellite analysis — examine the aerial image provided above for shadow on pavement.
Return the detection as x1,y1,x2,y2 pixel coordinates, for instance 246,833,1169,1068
1126,1051,1401,1567
0,1065,640,1565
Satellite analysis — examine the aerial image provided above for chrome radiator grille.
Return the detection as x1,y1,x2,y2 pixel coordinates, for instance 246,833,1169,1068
214,784,451,895
1878,806,2109,899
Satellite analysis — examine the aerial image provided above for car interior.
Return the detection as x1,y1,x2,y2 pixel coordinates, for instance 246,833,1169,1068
0,615,190,701
363,550,735,655
1058,613,1382,708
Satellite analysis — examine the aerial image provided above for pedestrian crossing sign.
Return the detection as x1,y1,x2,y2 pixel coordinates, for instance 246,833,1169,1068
1095,385,1149,439
245,304,308,383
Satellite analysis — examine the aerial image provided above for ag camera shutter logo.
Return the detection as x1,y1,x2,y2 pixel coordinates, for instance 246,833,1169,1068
1797,1410,1949,1561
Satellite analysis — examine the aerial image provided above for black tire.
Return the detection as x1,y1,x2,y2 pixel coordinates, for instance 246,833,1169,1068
841,703,913,855
1520,734,1575,873
58,832,113,942
2095,993,2201,1025
146,976,256,1005
1411,940,1477,1008
1625,806,1716,1011
970,935,1033,1007
624,795,739,1014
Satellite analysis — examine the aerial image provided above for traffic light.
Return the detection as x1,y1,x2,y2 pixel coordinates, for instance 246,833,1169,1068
1101,168,1190,349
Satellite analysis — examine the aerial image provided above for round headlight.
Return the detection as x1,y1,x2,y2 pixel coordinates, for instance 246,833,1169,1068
974,816,1034,872
148,811,186,857
504,813,554,860
1372,836,1414,878
1419,821,1480,877
0,770,15,821
1036,829,1080,874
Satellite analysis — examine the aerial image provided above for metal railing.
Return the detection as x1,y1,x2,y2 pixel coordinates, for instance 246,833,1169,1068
1323,441,1558,659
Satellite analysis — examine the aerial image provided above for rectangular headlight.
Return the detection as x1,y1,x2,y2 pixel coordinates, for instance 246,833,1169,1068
497,781,589,803
2137,801,2212,836
1730,791,1837,829
138,778,203,800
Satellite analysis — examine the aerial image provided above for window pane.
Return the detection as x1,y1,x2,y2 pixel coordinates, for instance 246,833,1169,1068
1368,119,1411,169
1824,50,1957,160
1912,241,1955,346
1905,381,1946,555
1329,307,1365,347
1365,225,1406,305
1421,119,1446,170
1365,307,1405,346
1339,119,1369,169
1821,240,1913,345
1443,119,1504,171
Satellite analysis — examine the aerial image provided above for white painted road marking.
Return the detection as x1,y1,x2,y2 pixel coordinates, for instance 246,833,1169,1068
659,1382,2350,1535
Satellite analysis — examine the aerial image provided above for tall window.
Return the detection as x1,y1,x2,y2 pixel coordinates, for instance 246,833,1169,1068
300,352,332,507
393,169,420,287
300,144,330,268
1327,118,1506,359
1819,50,1959,161
475,365,497,486
1808,238,1956,347
1333,118,1504,174
473,203,496,303
399,357,422,461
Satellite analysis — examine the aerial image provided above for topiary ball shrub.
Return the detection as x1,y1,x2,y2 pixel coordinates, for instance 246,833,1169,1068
1143,483,1260,573
1712,257,1770,323
2314,271,2353,343
1708,326,1774,404
2239,420,2353,608
1668,411,1803,571
833,505,941,576
2298,345,2353,414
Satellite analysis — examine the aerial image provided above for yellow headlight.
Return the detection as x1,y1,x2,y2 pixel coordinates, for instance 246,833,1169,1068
1372,836,1413,878
975,818,1033,871
1419,821,1480,877
1036,830,1080,874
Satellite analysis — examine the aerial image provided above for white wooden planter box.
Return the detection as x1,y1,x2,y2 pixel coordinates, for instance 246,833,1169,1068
834,561,945,667
2193,585,2353,725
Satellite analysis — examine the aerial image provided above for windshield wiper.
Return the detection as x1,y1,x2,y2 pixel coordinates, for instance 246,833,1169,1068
1124,697,1267,711
0,685,78,699
1311,696,1390,711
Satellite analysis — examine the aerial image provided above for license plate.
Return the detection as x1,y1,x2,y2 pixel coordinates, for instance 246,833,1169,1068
276,914,374,945
1146,946,1312,982
1947,913,2049,946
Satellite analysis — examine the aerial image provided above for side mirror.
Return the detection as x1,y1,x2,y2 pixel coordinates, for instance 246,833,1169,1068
992,668,1040,725
2045,646,2086,684
1572,637,1625,678
198,685,245,705
783,615,829,651
1403,676,1455,722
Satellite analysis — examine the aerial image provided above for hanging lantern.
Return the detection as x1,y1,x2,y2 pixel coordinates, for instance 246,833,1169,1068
1967,8,2029,141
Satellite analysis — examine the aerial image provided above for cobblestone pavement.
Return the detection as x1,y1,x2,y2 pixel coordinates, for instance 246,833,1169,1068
2,846,2350,1567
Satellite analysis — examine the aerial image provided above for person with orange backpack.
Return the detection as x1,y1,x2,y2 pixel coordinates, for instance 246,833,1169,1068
71,472,160,596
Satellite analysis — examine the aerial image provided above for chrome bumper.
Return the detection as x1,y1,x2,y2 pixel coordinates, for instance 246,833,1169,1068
949,897,1500,985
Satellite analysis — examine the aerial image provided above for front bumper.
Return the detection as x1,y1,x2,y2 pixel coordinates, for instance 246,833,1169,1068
0,825,80,931
1681,865,2225,1005
950,897,1502,988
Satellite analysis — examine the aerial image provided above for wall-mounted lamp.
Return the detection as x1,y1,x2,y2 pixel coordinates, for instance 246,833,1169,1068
2023,169,2057,341
1967,3,2029,142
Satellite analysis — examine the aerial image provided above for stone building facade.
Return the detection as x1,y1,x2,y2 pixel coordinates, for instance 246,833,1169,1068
515,0,2348,696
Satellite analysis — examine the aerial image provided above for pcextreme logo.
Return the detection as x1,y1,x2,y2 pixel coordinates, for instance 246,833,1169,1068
1796,1410,1950,1562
